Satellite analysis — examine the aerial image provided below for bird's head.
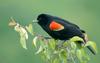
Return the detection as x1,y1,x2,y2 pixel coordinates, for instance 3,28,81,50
37,14,51,26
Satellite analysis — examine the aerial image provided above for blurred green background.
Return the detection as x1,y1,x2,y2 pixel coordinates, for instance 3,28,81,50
0,0,100,63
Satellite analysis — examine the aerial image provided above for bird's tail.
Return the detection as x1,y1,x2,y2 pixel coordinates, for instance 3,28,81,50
87,46,96,55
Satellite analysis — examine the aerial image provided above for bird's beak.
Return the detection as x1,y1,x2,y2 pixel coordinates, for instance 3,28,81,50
33,20,38,23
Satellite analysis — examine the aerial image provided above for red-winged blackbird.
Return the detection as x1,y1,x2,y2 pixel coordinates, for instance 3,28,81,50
37,14,95,55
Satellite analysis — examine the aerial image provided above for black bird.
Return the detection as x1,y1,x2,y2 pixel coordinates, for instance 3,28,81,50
37,14,95,55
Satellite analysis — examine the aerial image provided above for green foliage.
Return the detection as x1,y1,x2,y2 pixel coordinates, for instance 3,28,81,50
9,17,28,49
9,18,97,63
85,41,98,54
26,24,34,35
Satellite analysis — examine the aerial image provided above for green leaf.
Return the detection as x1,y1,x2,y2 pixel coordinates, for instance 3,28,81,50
14,24,28,49
26,24,34,35
53,58,60,63
20,36,27,49
70,42,77,49
48,39,56,50
32,36,38,47
76,48,90,63
81,49,90,61
85,41,98,54
20,27,28,39
70,36,84,42
63,41,68,47
14,23,28,39
76,49,83,62
59,49,67,63
35,46,43,54
9,17,17,27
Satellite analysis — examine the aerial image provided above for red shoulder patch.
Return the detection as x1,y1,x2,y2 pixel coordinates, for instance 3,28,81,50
49,21,64,31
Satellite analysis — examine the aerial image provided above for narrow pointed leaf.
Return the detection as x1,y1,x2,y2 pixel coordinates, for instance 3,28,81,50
20,27,28,39
35,46,43,54
14,24,28,49
20,36,27,49
76,49,83,62
70,36,84,42
26,24,34,35
32,36,38,47
9,17,17,27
